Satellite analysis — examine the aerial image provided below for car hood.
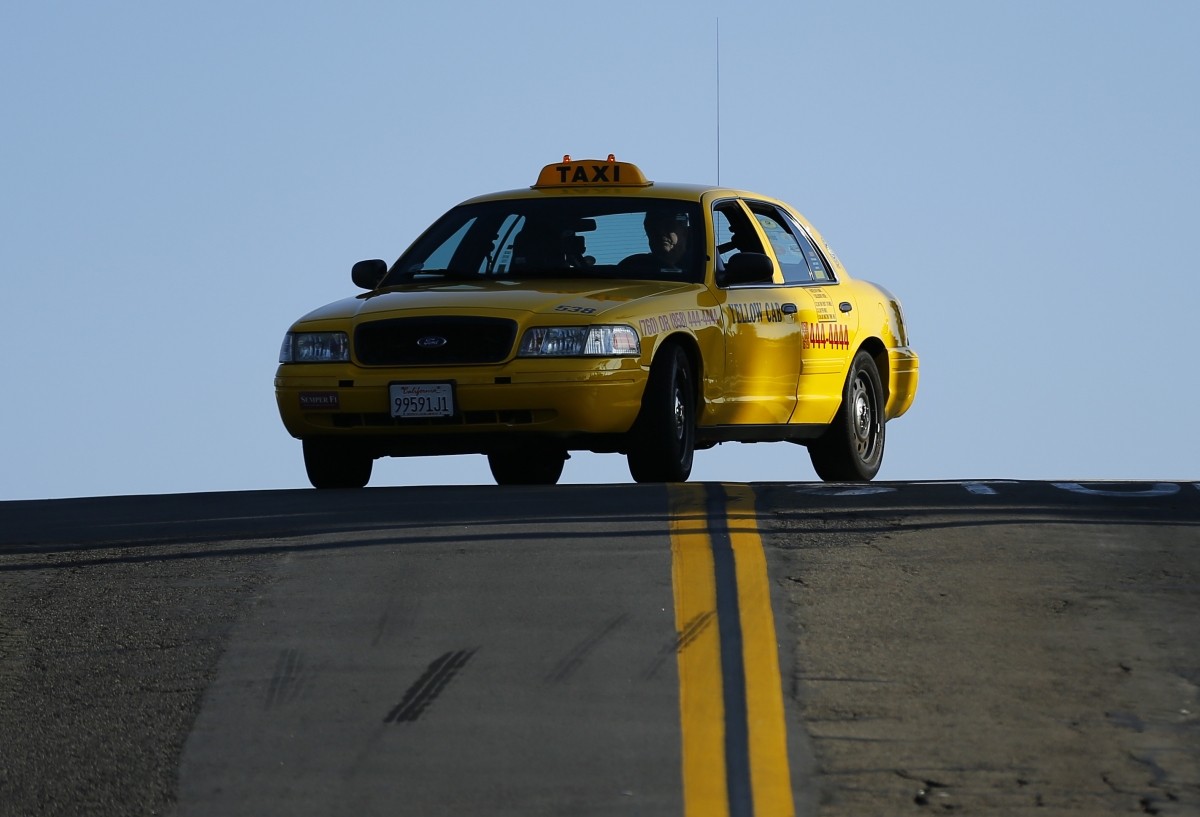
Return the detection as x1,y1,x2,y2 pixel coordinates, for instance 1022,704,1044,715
296,279,692,325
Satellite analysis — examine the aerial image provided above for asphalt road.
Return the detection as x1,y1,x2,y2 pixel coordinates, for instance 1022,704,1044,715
0,480,1196,816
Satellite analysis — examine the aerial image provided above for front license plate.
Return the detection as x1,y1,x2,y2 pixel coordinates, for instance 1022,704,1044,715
390,383,455,418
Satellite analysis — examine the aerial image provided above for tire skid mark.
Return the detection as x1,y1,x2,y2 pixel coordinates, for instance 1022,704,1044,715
0,622,19,661
0,618,25,709
372,596,420,647
642,610,717,680
385,648,476,723
677,610,718,652
263,647,307,710
545,614,628,684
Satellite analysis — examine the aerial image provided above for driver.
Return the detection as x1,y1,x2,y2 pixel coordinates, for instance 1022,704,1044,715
620,211,690,271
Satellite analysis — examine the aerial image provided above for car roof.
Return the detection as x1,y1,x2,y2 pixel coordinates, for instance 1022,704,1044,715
460,183,768,206
464,182,702,204
453,158,789,209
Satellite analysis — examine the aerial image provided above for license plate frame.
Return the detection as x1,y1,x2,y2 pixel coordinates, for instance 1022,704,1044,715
388,380,457,419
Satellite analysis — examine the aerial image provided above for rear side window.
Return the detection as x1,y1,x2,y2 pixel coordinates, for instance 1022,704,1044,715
781,211,833,282
747,203,812,284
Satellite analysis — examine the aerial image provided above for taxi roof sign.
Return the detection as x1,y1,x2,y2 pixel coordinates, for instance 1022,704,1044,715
533,155,651,189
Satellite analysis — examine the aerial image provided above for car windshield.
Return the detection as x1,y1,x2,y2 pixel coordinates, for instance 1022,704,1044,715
382,197,707,285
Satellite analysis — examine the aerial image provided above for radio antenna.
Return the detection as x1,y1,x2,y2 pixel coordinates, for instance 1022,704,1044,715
716,17,721,186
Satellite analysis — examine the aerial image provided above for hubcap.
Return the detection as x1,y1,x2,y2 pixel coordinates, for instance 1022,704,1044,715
850,373,878,461
673,386,686,441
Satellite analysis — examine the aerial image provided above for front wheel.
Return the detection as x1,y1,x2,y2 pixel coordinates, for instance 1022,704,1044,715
303,439,373,489
627,344,695,483
808,350,886,481
488,448,566,485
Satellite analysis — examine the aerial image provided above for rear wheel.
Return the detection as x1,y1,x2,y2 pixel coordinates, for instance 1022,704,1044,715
303,439,373,489
488,448,566,485
808,350,886,481
627,344,695,483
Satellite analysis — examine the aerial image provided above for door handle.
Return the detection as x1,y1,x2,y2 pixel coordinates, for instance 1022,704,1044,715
781,303,798,315
839,302,853,313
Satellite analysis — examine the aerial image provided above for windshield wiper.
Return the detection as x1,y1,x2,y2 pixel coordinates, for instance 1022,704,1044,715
388,269,483,283
500,267,605,279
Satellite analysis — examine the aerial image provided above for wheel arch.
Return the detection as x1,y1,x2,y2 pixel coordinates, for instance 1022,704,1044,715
652,331,704,410
855,335,889,405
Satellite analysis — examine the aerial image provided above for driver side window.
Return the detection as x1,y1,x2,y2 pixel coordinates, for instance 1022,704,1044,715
713,201,766,268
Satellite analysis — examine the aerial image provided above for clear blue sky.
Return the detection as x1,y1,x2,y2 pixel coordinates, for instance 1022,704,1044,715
1,1,1196,499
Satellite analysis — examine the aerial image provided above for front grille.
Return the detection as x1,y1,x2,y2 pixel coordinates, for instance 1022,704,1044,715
354,317,518,366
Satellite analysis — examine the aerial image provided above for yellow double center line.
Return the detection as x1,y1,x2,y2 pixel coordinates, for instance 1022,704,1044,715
669,483,793,817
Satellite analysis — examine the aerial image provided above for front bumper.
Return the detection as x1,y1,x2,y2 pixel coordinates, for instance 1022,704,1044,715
275,357,648,453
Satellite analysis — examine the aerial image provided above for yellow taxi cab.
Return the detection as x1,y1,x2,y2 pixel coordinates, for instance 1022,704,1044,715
275,156,918,488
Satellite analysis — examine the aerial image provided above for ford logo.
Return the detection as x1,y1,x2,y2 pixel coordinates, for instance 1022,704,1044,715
417,335,447,348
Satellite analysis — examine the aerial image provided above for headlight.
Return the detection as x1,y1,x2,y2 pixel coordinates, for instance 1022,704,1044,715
518,325,641,357
279,332,351,363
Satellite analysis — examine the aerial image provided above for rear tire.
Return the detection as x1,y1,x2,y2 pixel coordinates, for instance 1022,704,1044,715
303,439,373,489
627,344,695,483
808,350,886,482
488,448,566,485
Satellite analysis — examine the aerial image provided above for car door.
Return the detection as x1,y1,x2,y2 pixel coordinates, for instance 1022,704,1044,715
761,204,860,426
708,199,803,426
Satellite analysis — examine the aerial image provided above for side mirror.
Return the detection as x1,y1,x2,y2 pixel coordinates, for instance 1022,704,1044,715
719,252,775,287
352,259,388,290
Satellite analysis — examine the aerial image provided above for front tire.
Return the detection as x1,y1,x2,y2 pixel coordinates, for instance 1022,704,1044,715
303,439,373,489
627,344,695,483
808,350,886,481
488,448,566,485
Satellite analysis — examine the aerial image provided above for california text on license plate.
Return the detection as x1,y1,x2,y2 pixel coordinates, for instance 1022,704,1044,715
389,383,455,418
